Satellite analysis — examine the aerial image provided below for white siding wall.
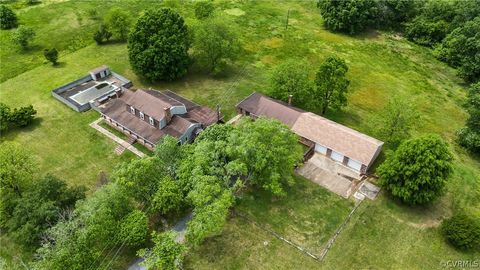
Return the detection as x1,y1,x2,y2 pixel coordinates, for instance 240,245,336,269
314,143,328,155
347,158,362,172
331,151,344,162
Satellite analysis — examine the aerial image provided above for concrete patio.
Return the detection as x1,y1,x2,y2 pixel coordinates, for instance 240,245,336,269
296,153,361,198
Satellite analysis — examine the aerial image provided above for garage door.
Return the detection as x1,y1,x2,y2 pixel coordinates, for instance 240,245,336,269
314,143,327,155
330,151,344,162
347,158,362,172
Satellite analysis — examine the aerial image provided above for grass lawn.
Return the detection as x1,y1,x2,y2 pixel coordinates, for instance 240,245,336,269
1,0,479,269
185,176,353,269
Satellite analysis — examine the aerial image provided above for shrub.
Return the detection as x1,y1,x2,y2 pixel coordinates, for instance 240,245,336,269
117,210,148,247
93,24,112,45
104,7,132,41
0,5,17,29
12,26,36,49
194,1,215,20
441,214,480,251
44,48,58,65
378,134,453,204
128,8,191,81
0,103,36,132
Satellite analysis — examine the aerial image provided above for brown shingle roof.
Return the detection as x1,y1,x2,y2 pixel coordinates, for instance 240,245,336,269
236,92,383,166
236,92,304,127
122,89,184,120
292,112,383,166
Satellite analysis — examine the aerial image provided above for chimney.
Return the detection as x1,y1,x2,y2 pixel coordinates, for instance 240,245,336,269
288,94,293,105
164,107,171,123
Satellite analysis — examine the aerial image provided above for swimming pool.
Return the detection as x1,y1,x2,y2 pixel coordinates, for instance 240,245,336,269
70,82,118,105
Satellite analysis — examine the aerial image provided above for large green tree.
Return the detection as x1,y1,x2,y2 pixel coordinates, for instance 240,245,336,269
458,82,480,154
317,0,378,34
139,231,185,270
268,60,313,110
128,8,191,81
194,18,240,74
436,17,480,83
0,5,17,29
313,56,350,115
378,134,453,204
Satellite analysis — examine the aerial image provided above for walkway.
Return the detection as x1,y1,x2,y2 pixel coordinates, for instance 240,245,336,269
90,118,145,158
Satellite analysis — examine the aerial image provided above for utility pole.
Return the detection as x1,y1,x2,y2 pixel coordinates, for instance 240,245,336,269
285,9,291,30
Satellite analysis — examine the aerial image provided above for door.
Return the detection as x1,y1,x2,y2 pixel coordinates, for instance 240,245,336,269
314,143,327,155
330,151,344,163
347,158,362,172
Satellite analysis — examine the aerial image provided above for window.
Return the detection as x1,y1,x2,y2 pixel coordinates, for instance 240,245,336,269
130,106,135,114
140,112,144,120
149,116,154,126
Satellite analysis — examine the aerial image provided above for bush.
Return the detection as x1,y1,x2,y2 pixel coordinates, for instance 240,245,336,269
12,26,35,49
128,8,191,81
93,24,112,45
0,5,17,29
378,134,453,204
104,7,132,41
457,127,480,154
44,48,59,65
194,1,215,20
0,103,36,132
441,214,480,251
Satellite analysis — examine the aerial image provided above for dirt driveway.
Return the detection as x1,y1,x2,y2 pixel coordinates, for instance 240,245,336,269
296,153,361,198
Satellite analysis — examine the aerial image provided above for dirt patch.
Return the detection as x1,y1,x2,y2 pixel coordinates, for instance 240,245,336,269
224,8,245,16
262,37,283,48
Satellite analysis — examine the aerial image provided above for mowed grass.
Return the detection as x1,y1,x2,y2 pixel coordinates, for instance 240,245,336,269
185,176,352,269
0,0,479,269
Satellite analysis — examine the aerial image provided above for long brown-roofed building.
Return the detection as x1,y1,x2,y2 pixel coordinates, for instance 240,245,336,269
100,88,219,150
236,92,383,174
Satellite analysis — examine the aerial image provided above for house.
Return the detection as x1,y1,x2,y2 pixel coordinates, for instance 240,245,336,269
236,92,383,174
51,65,132,112
99,88,220,150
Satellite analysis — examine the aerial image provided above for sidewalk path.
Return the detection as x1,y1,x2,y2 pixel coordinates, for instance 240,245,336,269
90,118,145,158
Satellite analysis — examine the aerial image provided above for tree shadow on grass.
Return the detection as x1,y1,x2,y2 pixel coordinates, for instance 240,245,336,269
0,117,44,141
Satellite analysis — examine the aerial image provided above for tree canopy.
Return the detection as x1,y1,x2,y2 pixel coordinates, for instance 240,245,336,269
378,134,453,204
317,0,378,34
12,26,35,49
128,8,191,81
458,82,480,154
104,7,132,41
268,59,312,110
194,1,215,20
0,5,17,30
44,48,59,65
313,56,349,115
194,18,240,74
139,231,185,270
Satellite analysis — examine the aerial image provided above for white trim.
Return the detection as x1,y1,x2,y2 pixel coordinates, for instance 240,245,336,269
149,116,154,126
140,112,144,120
130,106,135,114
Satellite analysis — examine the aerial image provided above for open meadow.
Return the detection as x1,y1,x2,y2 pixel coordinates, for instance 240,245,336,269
0,0,479,269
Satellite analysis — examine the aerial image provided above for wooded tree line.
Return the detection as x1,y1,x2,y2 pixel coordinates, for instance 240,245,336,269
317,0,479,83
1,118,302,269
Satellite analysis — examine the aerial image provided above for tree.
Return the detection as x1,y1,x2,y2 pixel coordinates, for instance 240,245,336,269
93,23,112,45
139,231,185,270
378,134,453,204
186,189,233,246
115,156,166,206
268,60,313,109
194,1,215,20
313,56,349,115
376,0,418,30
44,48,59,65
436,17,480,82
230,118,303,196
194,19,239,74
12,26,35,49
371,96,419,146
128,8,191,81
7,175,85,248
0,143,36,228
117,210,148,247
151,176,183,215
0,5,17,30
317,0,378,34
0,102,11,132
441,213,480,251
9,105,36,127
104,7,132,41
458,82,480,154
154,135,184,178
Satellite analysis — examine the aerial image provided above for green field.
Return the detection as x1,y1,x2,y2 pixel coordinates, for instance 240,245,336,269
1,0,479,269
